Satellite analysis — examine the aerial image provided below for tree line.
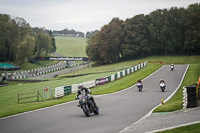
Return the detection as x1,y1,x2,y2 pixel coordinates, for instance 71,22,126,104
53,28,84,37
0,14,56,65
86,3,200,65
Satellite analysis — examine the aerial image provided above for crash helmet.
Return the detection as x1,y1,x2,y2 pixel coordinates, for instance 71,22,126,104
78,84,84,90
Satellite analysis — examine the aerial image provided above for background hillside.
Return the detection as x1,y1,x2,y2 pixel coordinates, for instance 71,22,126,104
55,36,88,57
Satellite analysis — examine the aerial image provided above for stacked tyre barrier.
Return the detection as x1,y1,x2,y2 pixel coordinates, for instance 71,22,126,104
183,84,197,108
55,61,147,98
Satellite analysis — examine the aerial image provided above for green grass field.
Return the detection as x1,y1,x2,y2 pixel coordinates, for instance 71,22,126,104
55,36,88,57
20,61,59,71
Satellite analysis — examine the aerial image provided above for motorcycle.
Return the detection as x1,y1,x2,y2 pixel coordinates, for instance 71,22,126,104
78,95,99,117
137,82,143,92
171,65,174,71
159,82,166,92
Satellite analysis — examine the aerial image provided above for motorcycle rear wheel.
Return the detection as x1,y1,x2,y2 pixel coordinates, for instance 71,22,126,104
93,106,99,115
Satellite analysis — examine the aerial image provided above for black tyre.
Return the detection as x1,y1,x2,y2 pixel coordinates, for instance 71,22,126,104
139,87,142,92
186,86,196,92
187,102,197,108
93,106,99,115
82,105,90,117
188,97,197,102
187,92,196,97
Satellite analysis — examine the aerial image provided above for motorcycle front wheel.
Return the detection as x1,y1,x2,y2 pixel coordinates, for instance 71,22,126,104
82,105,90,117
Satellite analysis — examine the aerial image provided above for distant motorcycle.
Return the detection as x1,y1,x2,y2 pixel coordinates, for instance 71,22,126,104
78,95,99,117
171,65,174,71
159,82,166,92
137,82,143,92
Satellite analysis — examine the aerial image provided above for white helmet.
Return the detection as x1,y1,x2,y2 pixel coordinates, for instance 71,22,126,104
78,84,84,89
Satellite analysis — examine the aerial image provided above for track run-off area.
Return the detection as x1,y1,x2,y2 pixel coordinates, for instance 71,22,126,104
0,65,188,133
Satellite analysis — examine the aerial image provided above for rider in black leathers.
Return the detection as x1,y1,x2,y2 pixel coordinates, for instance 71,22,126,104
75,84,97,107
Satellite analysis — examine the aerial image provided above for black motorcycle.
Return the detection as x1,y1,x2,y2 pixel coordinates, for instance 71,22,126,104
78,95,99,117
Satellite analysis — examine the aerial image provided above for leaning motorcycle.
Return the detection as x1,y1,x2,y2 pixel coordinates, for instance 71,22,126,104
78,95,99,117
159,82,166,92
137,82,143,92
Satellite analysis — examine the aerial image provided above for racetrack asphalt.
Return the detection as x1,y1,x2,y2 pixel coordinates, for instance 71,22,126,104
0,65,189,133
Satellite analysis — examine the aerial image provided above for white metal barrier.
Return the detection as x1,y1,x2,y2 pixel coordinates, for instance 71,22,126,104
55,61,148,98
55,86,64,98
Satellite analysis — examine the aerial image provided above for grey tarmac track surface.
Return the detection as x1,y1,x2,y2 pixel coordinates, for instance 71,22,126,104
0,65,188,133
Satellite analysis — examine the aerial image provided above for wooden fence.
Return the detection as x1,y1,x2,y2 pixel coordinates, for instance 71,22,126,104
18,90,39,103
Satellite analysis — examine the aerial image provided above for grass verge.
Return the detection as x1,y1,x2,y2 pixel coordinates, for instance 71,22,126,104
158,123,200,133
20,61,59,71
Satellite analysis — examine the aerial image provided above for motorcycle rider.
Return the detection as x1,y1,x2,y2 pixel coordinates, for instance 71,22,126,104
75,84,97,107
137,79,143,84
159,79,165,84
159,79,166,92
137,79,143,89
171,63,174,70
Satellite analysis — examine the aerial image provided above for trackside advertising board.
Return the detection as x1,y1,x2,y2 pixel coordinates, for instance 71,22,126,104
35,57,89,61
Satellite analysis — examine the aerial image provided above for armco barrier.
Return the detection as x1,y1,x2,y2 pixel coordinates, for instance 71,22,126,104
72,84,78,93
2,62,65,79
55,86,64,98
96,78,107,85
54,61,148,98
83,80,96,88
64,86,71,95
107,76,111,82
111,74,115,81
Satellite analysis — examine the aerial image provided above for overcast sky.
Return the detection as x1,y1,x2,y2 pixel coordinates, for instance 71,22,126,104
0,0,199,33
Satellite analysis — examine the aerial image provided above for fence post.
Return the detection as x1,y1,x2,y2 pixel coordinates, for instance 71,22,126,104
37,89,39,101
18,94,19,104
